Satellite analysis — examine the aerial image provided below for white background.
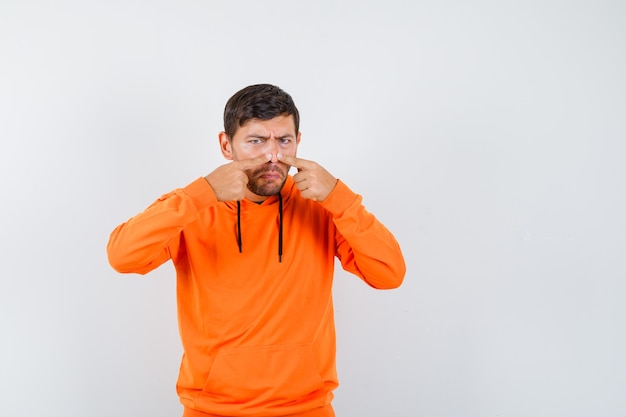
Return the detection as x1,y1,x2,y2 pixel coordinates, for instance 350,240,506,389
1,1,625,416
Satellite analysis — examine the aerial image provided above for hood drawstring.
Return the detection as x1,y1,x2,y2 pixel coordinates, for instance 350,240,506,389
235,194,284,262
236,201,242,253
278,192,283,262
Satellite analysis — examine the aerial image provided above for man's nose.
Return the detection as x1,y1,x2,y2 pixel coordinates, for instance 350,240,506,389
265,139,279,162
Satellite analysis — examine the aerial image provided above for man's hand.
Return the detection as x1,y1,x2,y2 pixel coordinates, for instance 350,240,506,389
205,154,271,201
278,153,337,201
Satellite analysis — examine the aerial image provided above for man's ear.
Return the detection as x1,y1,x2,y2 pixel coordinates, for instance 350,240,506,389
218,132,233,160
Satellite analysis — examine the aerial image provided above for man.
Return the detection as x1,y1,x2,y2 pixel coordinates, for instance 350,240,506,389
107,84,406,417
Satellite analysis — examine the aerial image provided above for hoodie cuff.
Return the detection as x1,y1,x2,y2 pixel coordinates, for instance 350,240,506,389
319,179,361,217
183,177,219,211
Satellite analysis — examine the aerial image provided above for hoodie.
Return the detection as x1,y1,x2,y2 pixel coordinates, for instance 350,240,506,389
107,175,405,417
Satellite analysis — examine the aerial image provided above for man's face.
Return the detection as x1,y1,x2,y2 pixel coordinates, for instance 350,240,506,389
220,114,300,201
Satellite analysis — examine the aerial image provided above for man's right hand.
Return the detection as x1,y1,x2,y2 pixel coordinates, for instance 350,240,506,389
204,154,272,201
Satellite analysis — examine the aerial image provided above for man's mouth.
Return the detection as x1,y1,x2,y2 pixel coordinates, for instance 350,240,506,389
255,167,284,180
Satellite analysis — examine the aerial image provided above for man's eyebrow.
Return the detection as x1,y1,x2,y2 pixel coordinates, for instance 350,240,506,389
246,133,295,139
246,133,270,139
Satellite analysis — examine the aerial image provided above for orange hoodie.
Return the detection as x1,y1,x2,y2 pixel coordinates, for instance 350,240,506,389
107,176,405,417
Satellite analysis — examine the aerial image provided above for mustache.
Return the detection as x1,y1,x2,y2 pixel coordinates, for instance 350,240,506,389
251,164,285,176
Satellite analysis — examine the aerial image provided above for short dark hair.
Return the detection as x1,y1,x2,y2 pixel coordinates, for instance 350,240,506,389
223,84,300,138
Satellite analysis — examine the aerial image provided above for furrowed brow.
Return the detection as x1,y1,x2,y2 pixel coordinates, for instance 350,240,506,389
246,133,294,139
246,133,270,139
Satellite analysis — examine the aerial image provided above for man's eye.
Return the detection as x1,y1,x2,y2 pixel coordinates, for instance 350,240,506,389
249,139,262,144
280,138,291,144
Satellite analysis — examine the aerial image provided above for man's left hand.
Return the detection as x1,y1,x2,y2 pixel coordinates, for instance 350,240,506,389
277,153,338,202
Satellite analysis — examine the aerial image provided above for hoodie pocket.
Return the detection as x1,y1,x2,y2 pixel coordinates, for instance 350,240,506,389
203,344,325,405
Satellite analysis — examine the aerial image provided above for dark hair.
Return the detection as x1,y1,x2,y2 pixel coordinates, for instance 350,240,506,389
223,84,300,138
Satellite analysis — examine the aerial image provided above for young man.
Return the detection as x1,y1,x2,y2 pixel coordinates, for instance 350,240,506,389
107,84,406,417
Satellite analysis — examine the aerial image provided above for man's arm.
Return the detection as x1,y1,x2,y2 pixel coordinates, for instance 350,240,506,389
322,180,406,289
107,154,273,274
278,154,406,289
106,178,218,275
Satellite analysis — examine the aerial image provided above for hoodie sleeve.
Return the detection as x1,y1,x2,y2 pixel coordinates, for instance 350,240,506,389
319,180,406,289
107,177,219,275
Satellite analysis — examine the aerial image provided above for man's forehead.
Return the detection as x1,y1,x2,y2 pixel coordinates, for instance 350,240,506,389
239,115,297,136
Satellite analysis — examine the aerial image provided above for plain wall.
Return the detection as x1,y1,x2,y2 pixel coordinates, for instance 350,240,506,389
1,1,625,416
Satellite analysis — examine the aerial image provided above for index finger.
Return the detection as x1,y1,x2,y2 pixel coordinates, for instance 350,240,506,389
234,153,272,170
277,153,313,170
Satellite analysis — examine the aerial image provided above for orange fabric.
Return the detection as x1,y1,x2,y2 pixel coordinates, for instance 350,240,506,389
183,404,335,417
108,176,405,416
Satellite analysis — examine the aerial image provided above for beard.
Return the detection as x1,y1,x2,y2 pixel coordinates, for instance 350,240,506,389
246,164,288,196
